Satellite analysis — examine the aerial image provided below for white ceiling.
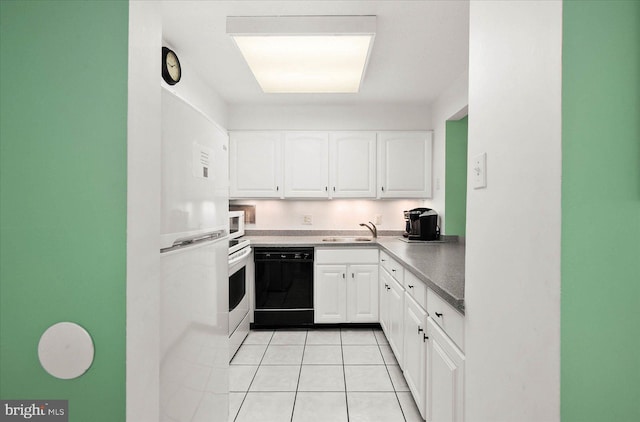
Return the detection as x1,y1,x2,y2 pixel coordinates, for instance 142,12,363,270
161,0,469,107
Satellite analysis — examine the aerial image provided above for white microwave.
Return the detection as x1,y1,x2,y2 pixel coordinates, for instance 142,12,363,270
229,210,245,239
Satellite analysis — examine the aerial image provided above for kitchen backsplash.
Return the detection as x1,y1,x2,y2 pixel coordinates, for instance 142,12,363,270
230,199,428,231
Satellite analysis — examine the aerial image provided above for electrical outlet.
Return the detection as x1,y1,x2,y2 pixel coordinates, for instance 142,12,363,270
472,152,487,189
302,214,313,225
374,215,382,225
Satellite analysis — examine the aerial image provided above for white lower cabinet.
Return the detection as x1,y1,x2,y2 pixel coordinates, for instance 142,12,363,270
316,246,465,422
379,272,390,333
380,267,405,367
388,274,405,367
314,248,378,324
378,258,465,422
346,264,379,322
314,265,348,323
426,317,465,422
403,293,428,419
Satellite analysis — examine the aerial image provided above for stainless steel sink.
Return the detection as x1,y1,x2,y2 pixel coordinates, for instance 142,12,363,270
321,237,373,242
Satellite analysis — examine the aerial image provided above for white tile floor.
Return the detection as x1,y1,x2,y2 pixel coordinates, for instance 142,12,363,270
229,328,424,422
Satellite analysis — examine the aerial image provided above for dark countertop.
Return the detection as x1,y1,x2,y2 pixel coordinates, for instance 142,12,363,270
245,234,465,314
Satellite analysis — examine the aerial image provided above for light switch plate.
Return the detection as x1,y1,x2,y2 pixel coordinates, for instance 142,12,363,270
472,153,487,189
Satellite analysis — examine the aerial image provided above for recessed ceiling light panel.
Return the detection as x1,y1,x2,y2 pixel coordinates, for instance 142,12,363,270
227,16,376,94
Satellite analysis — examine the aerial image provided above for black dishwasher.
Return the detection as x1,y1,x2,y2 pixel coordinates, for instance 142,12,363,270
253,247,314,327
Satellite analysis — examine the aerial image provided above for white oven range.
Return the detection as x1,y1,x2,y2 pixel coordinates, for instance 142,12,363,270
228,233,251,360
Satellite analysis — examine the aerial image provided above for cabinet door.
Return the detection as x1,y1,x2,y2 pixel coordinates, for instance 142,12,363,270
403,293,428,419
427,318,465,422
284,132,329,197
347,264,379,323
379,269,391,336
378,131,433,198
329,132,377,198
230,131,283,198
388,275,405,368
314,265,347,323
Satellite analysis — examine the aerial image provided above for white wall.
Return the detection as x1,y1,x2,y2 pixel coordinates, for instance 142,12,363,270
430,72,469,234
227,103,431,131
161,44,228,128
465,1,562,421
127,5,232,420
127,1,161,420
232,199,422,232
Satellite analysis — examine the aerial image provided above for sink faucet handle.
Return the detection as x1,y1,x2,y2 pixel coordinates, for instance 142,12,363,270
359,221,377,238
368,221,377,237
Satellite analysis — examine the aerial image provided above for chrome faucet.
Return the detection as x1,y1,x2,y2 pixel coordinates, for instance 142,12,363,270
360,222,377,238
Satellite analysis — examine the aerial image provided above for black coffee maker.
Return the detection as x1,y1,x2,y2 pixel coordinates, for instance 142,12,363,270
403,208,440,240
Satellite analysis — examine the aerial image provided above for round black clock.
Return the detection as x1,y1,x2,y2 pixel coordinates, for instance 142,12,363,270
162,47,181,85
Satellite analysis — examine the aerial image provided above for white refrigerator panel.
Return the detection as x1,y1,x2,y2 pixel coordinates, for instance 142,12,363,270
160,238,229,422
161,88,229,249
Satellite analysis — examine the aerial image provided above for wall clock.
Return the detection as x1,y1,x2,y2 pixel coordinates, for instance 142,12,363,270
162,47,181,85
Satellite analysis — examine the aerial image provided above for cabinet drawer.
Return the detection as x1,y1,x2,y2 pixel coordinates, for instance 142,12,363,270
404,270,427,310
380,251,404,283
426,289,464,351
316,248,378,264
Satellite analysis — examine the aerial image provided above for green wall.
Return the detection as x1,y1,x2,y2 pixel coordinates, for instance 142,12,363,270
562,1,640,421
0,1,128,420
445,116,468,236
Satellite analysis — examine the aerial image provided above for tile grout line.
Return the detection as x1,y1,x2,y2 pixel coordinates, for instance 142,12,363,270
289,330,308,422
340,328,351,422
374,329,409,422
232,330,274,422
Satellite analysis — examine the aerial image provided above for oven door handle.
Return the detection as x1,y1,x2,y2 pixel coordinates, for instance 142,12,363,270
229,247,252,266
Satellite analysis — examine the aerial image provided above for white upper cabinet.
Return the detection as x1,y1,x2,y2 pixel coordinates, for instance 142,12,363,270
284,132,330,198
229,131,283,198
377,131,433,198
329,132,377,198
229,130,432,199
